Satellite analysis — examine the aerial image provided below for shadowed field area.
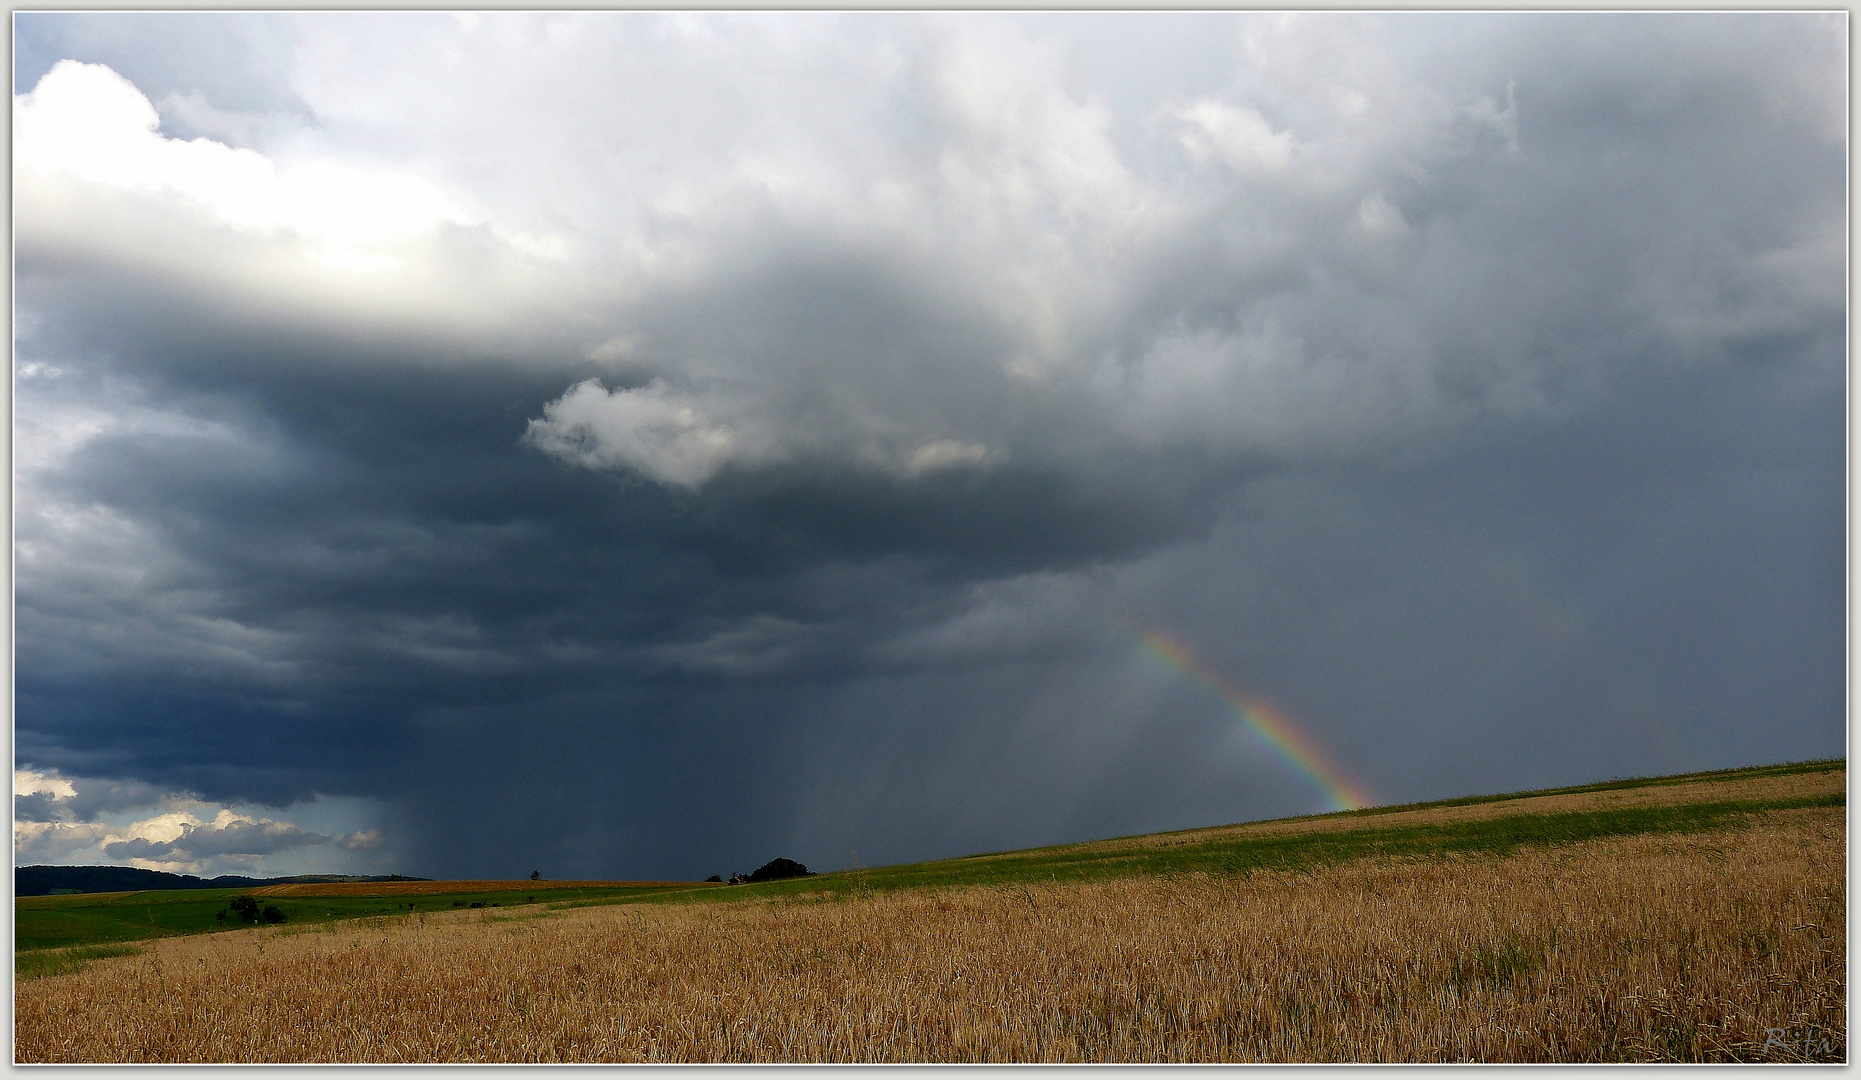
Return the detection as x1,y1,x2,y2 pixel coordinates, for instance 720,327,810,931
249,880,700,898
14,761,1845,1063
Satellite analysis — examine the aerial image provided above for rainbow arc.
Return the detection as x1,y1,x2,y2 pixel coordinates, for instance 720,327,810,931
1135,626,1375,813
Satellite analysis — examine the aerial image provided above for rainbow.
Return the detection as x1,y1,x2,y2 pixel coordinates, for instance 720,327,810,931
1135,626,1375,812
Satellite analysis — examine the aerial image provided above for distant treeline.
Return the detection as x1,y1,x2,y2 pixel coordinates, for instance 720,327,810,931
16,865,430,897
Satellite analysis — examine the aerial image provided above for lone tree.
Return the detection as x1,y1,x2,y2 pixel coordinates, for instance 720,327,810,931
529,870,541,881
224,894,286,925
745,858,813,883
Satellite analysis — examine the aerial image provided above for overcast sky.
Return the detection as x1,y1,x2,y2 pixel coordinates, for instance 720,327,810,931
14,12,1846,881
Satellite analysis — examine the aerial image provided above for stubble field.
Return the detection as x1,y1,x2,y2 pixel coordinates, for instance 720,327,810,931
14,764,1845,1063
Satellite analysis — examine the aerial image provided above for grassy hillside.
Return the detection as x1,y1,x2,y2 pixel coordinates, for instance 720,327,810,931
569,757,1844,906
17,758,1842,951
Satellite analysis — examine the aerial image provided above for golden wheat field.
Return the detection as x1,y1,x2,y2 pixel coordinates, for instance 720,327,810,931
14,801,1843,1063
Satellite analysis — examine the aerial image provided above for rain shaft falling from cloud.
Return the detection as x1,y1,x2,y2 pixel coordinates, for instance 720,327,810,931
13,12,1845,878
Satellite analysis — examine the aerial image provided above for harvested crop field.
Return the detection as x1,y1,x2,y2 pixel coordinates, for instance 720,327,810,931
15,797,1843,1063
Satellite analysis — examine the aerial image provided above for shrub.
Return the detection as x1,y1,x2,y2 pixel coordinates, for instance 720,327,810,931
261,905,286,924
745,858,813,884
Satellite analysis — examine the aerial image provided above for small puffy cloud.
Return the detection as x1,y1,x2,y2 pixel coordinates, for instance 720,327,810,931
524,378,743,489
526,381,1002,489
340,829,385,851
15,768,77,801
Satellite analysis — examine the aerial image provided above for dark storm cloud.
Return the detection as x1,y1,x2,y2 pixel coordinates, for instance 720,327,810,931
14,13,1844,878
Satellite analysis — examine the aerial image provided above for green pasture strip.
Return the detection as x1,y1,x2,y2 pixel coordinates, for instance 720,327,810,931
598,791,1844,908
1000,758,1846,858
15,942,144,981
1339,758,1845,819
15,884,695,952
15,887,253,951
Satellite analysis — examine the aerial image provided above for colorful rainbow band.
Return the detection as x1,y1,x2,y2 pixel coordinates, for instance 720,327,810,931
1136,627,1375,812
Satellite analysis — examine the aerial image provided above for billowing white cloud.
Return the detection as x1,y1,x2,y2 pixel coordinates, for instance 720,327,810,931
15,58,573,341
16,60,471,247
15,768,180,824
14,767,389,876
524,378,1008,489
102,809,329,864
15,768,78,801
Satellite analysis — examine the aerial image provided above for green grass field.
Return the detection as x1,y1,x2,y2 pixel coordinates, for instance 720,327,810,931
15,883,697,954
17,757,1842,977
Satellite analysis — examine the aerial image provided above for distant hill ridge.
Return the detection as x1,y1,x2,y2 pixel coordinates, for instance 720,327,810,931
15,865,430,897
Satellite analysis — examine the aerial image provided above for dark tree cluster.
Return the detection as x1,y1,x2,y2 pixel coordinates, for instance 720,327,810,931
219,895,286,925
721,858,814,884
